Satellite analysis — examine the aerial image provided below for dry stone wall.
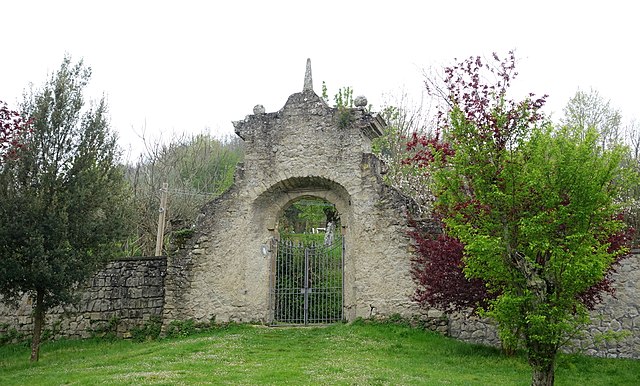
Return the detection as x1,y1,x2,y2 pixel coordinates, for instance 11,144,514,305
0,257,165,340
448,252,640,358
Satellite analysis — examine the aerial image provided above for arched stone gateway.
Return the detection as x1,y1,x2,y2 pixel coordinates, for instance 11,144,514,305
162,59,420,325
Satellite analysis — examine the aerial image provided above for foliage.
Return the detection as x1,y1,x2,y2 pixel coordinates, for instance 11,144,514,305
0,56,131,362
561,88,622,150
165,316,220,338
321,83,356,129
293,200,326,230
320,82,353,108
130,315,162,342
279,198,337,234
351,313,450,333
321,81,328,102
575,216,635,309
0,321,61,346
171,228,195,250
0,324,27,346
333,86,354,109
408,52,634,385
2,323,639,385
351,313,412,328
124,133,243,256
165,319,197,338
410,231,491,313
372,92,437,212
277,232,325,244
560,90,640,246
623,119,640,243
89,316,121,341
0,100,31,163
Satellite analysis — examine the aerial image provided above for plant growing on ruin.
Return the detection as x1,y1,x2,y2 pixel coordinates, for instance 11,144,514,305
130,315,163,342
0,56,131,361
334,87,355,129
409,52,634,386
321,84,356,129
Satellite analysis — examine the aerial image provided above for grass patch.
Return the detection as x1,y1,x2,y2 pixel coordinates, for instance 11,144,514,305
0,322,638,385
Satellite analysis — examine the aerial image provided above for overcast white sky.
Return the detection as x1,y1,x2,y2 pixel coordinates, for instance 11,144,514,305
1,0,638,158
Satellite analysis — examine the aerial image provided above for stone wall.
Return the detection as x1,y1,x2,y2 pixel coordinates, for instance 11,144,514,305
448,252,640,359
0,257,166,340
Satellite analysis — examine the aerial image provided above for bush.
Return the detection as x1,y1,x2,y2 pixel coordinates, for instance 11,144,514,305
0,323,27,345
130,315,162,342
90,316,120,341
165,316,223,339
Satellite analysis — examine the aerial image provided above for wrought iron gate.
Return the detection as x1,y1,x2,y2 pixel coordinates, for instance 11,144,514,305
269,237,344,325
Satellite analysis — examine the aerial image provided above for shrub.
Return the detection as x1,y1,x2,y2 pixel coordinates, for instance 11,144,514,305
130,315,162,342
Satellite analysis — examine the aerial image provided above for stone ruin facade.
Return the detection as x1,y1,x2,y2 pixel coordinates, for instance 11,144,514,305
162,59,420,324
0,60,638,359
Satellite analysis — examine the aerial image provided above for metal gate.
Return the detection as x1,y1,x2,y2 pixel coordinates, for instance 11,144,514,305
269,237,344,325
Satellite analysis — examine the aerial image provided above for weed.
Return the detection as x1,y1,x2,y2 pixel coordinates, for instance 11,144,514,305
89,316,120,341
130,315,162,342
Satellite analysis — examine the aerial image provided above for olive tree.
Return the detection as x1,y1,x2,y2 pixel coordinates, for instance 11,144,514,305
0,56,130,361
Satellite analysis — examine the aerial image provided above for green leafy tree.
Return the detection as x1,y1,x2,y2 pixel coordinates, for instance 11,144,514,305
422,53,633,386
561,90,640,244
0,56,130,361
293,199,327,232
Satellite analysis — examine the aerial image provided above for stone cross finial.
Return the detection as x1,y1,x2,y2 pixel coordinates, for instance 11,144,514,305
303,58,313,92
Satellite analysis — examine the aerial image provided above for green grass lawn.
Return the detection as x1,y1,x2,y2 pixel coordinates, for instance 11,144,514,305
1,321,638,385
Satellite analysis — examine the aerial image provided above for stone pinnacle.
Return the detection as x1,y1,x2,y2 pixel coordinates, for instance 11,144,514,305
303,58,313,92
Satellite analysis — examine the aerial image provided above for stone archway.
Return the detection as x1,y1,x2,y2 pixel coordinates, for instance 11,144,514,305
254,178,351,325
162,59,420,326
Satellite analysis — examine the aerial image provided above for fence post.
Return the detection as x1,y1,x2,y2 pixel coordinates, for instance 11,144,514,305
155,182,169,256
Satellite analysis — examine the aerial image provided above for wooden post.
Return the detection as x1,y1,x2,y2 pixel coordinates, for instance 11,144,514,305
155,182,168,256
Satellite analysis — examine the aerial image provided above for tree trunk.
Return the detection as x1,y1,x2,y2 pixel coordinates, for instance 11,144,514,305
30,290,45,362
531,363,555,386
531,365,555,386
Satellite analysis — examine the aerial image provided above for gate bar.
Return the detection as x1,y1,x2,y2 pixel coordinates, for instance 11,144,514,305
304,246,309,325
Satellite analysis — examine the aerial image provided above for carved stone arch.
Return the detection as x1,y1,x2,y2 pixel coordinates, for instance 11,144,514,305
253,176,352,234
